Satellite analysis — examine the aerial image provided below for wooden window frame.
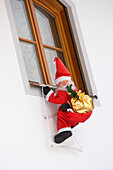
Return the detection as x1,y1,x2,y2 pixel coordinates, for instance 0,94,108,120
18,0,85,91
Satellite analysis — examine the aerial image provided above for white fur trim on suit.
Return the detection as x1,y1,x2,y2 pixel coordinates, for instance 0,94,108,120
67,108,74,113
58,127,72,134
55,76,71,84
45,89,54,101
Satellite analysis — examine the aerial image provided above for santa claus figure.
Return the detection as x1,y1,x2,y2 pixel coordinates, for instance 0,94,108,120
43,57,93,144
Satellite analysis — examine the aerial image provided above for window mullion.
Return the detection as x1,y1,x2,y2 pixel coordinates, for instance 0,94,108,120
19,37,36,44
27,0,53,85
43,44,64,52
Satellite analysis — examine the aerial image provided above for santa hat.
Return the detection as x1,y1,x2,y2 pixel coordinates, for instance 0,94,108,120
54,57,71,84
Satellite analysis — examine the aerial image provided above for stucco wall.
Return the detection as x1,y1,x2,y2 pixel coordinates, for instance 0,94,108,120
0,0,113,170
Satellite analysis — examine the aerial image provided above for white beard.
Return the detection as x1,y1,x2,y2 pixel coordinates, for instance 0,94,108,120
70,81,77,91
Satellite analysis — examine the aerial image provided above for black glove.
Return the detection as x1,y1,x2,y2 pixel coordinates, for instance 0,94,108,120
61,103,71,112
43,86,51,95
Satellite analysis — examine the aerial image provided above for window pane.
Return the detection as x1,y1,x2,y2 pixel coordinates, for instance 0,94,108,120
10,0,33,40
34,4,62,48
20,42,43,83
44,48,67,85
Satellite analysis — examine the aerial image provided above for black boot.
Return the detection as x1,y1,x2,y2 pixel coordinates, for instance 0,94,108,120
54,131,72,144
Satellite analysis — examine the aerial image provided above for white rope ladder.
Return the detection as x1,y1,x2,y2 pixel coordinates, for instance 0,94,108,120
41,85,83,152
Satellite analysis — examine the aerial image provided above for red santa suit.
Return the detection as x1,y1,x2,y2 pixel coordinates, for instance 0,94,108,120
46,89,92,133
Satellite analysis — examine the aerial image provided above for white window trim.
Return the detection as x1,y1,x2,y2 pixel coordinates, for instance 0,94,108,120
5,0,100,106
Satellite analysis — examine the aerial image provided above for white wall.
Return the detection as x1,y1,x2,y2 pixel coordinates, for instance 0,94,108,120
0,0,113,170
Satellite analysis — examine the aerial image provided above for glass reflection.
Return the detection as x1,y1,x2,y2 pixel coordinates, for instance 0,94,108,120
34,3,62,48
20,41,43,83
11,0,33,40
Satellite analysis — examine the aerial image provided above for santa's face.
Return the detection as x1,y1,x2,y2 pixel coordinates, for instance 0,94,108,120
56,80,69,88
56,80,77,91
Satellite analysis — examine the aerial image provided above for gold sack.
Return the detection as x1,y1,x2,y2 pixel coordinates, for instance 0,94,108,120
69,90,94,113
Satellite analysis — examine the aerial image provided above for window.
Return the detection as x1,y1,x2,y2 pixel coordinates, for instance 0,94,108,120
10,0,85,91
